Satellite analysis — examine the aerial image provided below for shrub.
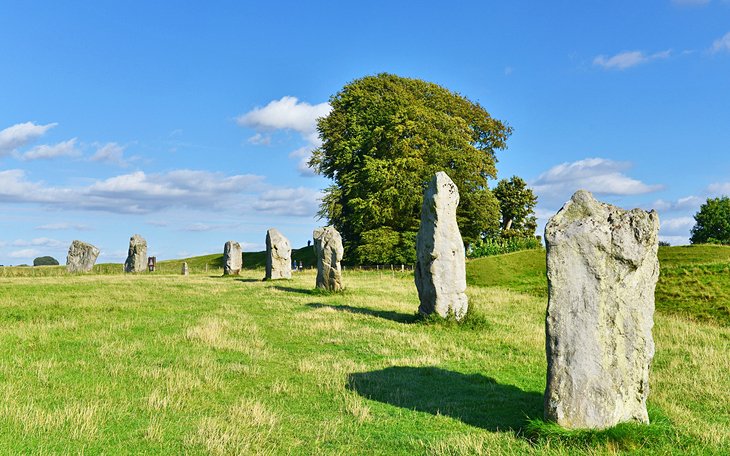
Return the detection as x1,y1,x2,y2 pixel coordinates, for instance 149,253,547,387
33,256,59,266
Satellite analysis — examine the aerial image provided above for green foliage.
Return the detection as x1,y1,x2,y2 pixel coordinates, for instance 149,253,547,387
310,73,511,264
467,236,542,258
32,256,59,266
690,196,730,245
493,176,538,238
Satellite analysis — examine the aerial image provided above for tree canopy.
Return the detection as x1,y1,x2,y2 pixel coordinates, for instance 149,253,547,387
493,176,538,239
33,256,59,266
690,196,730,245
310,73,512,264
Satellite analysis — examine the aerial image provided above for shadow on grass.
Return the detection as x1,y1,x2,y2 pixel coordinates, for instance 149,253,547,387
274,285,315,295
234,278,262,283
348,366,542,432
307,303,419,324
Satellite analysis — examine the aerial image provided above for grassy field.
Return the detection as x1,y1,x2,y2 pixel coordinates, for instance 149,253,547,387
0,247,728,454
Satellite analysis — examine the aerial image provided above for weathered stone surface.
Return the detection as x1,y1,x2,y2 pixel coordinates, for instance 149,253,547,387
265,229,291,280
181,262,189,276
414,171,468,320
313,226,343,291
124,234,147,273
544,190,659,430
224,241,242,275
65,240,100,273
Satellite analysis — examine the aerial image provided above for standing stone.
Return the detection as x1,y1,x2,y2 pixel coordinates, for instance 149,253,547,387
65,240,100,273
544,190,659,429
124,234,147,273
313,226,343,291
181,262,189,276
223,241,242,275
265,228,292,280
414,171,468,320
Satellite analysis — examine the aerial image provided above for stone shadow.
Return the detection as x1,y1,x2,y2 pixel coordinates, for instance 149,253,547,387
347,366,542,432
306,303,419,324
234,278,261,283
274,285,315,295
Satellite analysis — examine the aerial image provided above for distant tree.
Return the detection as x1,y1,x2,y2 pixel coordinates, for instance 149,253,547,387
658,241,671,247
310,73,512,263
493,176,538,239
33,256,59,266
690,196,730,245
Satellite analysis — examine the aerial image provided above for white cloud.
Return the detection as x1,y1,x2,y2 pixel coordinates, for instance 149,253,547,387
659,235,690,246
12,237,66,248
593,50,671,70
710,32,730,54
532,158,662,203
708,181,730,195
91,142,127,166
660,216,695,235
652,195,703,212
237,96,330,135
252,187,323,216
21,138,80,160
35,222,90,231
0,121,57,156
9,249,42,259
0,168,320,218
238,96,330,177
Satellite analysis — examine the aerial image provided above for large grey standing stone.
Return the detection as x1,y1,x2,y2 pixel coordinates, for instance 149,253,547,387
265,228,291,280
223,241,242,275
544,190,659,429
313,226,343,291
414,171,468,320
124,234,147,273
65,240,100,273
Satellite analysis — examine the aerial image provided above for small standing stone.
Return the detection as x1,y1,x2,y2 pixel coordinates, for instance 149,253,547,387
181,262,189,276
414,172,468,320
124,234,147,273
313,226,344,291
223,241,242,275
66,240,100,273
544,190,659,429
265,228,292,280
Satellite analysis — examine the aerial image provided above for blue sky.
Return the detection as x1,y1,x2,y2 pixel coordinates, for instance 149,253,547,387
1,0,729,265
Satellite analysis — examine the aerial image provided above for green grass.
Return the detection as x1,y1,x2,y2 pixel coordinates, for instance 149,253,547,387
467,244,730,326
0,247,728,453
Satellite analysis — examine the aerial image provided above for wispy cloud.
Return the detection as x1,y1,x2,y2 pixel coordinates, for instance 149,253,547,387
710,32,730,54
21,138,80,160
9,248,42,259
252,187,323,216
593,50,671,70
237,96,331,176
532,158,662,204
35,222,90,231
91,142,128,166
0,121,57,156
12,237,66,248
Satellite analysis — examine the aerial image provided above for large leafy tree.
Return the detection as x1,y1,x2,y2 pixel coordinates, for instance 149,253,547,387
690,196,730,245
493,176,538,239
310,73,512,263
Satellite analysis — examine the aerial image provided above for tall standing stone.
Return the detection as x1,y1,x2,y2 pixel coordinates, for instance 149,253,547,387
544,190,659,429
124,234,147,273
223,241,242,275
181,262,189,276
414,171,468,320
65,240,100,273
313,226,343,291
265,228,291,280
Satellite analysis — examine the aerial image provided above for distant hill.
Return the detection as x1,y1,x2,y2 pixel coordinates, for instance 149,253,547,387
466,245,730,326
155,245,317,274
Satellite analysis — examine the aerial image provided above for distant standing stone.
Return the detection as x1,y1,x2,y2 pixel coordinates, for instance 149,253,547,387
414,171,468,320
181,261,189,276
223,241,242,275
544,190,659,429
313,226,343,291
124,234,147,273
265,228,292,280
65,240,100,273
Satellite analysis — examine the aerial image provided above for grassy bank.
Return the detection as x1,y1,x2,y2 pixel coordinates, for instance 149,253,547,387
0,260,728,453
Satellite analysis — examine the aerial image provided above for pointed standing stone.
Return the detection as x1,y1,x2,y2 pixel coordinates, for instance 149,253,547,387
414,172,468,320
265,228,292,280
313,226,343,291
124,234,147,273
223,241,242,275
544,190,659,429
66,240,100,273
